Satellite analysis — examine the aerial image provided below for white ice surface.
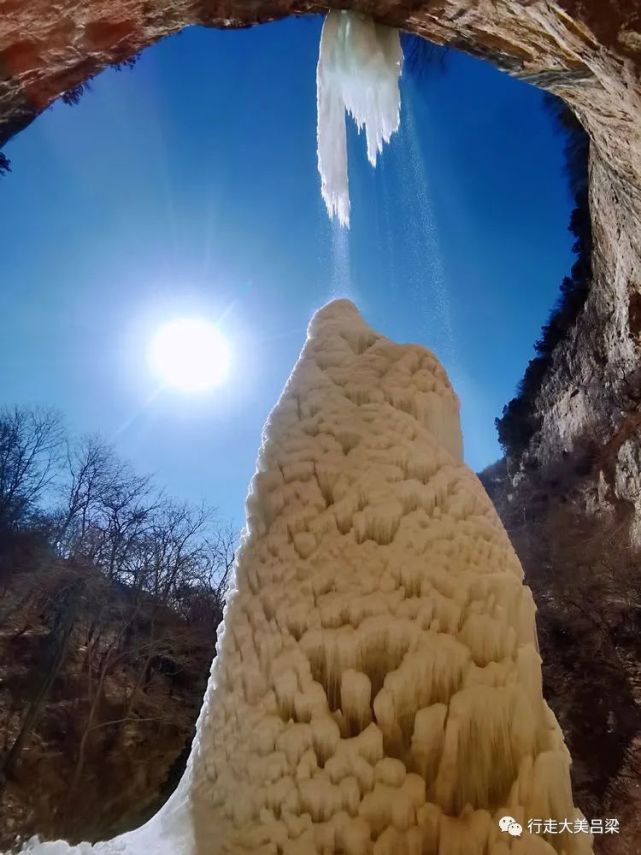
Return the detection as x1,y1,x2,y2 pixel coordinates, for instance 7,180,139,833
316,12,402,227
15,300,592,854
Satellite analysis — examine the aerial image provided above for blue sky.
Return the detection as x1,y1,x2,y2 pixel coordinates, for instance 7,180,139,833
0,18,574,529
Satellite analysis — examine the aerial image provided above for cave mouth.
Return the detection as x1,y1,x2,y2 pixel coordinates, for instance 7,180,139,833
0,8,612,850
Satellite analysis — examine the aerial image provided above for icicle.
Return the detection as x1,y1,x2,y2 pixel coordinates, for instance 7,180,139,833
316,11,402,227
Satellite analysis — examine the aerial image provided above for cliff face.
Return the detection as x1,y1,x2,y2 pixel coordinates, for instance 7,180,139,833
515,143,641,536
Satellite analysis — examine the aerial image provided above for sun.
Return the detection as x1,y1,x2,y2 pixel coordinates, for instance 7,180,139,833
149,318,231,392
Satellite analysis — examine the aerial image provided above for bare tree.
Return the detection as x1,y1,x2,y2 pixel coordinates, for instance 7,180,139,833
1,572,84,780
97,466,156,583
62,505,236,803
54,436,117,556
117,502,232,713
0,410,238,838
199,520,237,611
0,406,64,531
53,436,158,574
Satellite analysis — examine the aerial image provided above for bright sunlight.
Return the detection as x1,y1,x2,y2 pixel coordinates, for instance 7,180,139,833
149,318,231,392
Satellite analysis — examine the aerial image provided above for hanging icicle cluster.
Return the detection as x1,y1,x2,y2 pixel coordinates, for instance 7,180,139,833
316,11,402,227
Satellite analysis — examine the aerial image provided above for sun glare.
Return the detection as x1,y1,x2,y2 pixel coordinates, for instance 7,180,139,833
149,318,230,392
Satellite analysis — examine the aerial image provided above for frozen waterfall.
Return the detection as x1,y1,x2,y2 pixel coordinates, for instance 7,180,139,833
316,11,402,227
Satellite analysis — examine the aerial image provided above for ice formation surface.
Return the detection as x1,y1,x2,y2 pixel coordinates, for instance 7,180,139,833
18,300,592,854
316,12,402,227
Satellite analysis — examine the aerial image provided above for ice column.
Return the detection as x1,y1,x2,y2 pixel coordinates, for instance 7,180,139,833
21,300,592,855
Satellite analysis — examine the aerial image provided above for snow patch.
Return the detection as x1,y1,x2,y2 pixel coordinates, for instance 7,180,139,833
317,11,402,227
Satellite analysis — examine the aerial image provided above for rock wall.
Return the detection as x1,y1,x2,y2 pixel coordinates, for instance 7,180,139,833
519,140,641,532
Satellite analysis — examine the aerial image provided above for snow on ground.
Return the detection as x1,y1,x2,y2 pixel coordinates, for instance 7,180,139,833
17,300,592,854
316,12,402,227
